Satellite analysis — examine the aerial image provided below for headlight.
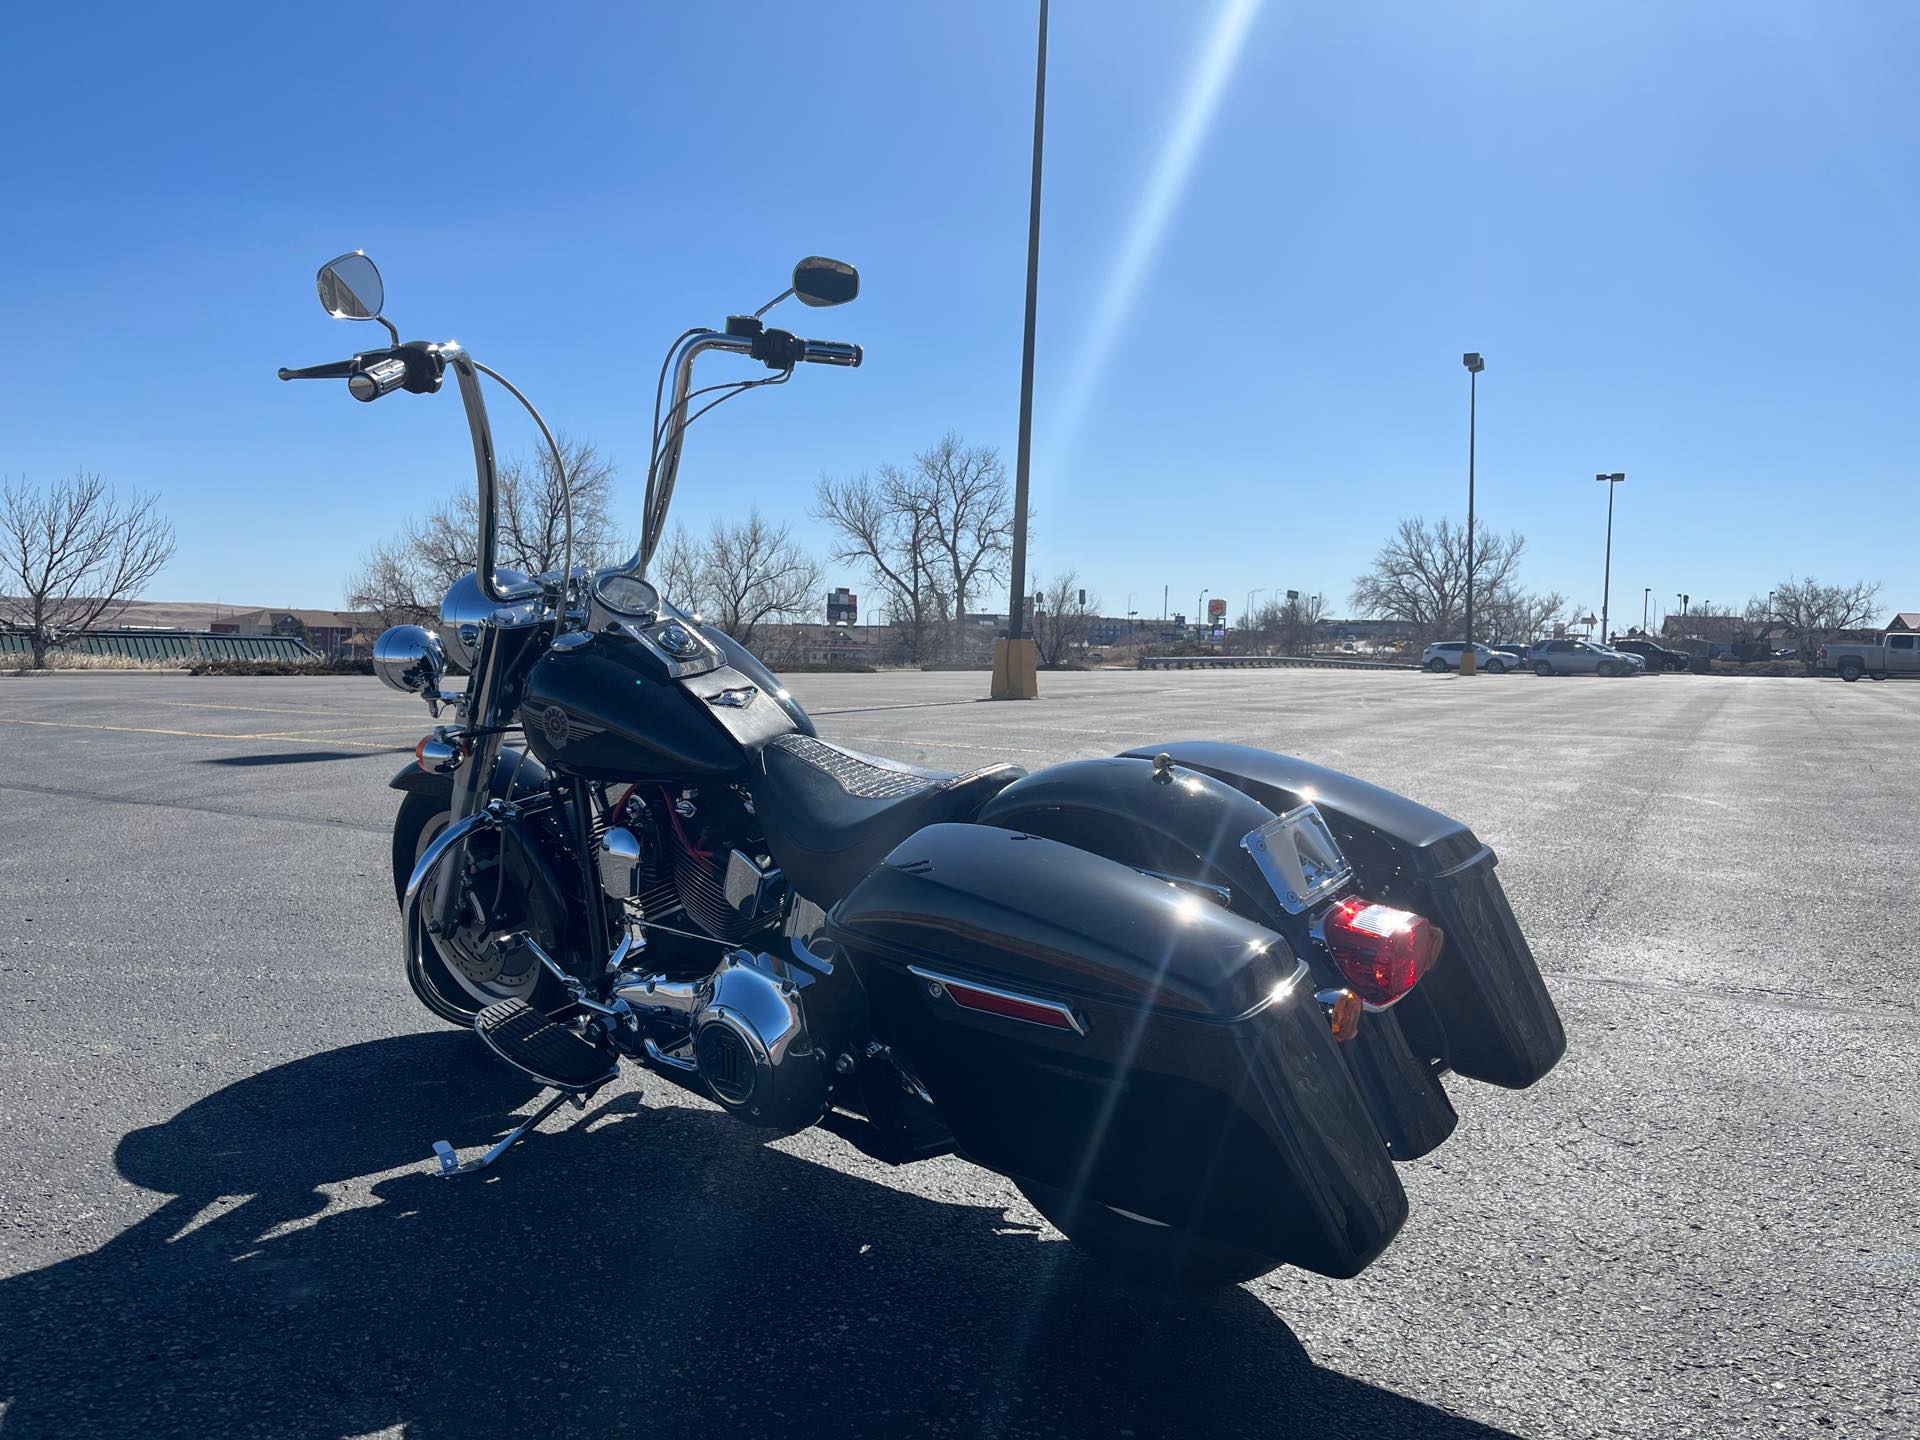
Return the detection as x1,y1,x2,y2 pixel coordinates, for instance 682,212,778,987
438,568,531,670
373,626,446,696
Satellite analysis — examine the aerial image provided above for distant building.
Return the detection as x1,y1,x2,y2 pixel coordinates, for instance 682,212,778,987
1887,612,1920,632
1087,616,1138,647
211,608,376,658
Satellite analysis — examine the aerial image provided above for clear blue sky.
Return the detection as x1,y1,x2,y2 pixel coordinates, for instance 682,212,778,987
2,2,1914,630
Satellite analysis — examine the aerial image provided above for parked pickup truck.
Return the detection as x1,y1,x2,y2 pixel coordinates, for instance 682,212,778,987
1819,633,1920,681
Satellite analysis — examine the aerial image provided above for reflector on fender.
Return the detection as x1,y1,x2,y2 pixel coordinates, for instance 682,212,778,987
908,964,1085,1035
1320,898,1443,1009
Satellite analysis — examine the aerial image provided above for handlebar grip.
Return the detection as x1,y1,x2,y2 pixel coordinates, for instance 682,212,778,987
277,359,358,381
800,339,862,368
348,355,410,402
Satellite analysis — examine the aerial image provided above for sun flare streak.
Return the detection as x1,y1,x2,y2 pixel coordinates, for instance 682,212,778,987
1041,0,1265,474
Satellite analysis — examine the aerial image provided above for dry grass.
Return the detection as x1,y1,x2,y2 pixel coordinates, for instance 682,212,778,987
3,651,190,674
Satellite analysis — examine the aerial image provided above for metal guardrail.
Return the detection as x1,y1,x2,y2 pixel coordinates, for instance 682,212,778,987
1139,653,1415,672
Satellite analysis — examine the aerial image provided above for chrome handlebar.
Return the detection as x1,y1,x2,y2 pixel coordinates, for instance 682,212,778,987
636,330,749,573
633,326,861,574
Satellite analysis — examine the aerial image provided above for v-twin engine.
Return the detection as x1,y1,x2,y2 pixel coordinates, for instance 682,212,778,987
611,948,830,1133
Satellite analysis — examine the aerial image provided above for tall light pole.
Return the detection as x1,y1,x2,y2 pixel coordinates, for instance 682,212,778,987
992,0,1048,700
1643,586,1651,634
1461,353,1485,674
1197,589,1208,637
1595,472,1625,643
1245,587,1265,632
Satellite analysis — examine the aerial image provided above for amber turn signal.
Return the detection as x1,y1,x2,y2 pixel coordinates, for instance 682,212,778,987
1315,987,1364,1042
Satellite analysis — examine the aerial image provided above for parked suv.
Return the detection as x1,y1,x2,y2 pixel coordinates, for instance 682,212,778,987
1526,639,1646,676
1422,641,1512,673
1608,637,1691,672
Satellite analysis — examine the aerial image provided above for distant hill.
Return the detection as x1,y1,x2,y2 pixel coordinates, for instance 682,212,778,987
107,599,274,631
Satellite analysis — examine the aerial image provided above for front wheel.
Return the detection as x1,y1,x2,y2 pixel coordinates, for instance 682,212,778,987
1534,660,1554,677
1839,659,1863,682
1015,1178,1280,1289
1485,658,1506,674
1425,657,1449,673
391,790,570,1027
1596,659,1618,677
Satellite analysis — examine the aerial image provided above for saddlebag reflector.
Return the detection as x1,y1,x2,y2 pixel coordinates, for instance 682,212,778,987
1122,741,1567,1089
826,823,1409,1278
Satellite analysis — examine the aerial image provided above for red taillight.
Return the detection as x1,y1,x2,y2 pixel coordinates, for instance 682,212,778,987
1321,898,1443,1008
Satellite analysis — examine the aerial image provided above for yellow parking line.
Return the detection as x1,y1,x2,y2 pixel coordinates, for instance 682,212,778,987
145,699,416,720
0,717,406,749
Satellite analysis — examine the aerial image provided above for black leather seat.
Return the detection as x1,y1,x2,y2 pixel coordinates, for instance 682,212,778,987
750,734,1024,906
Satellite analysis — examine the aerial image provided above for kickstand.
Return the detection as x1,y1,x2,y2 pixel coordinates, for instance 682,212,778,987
431,1084,600,1178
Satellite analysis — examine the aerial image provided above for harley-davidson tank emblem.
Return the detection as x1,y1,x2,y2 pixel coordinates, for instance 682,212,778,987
524,703,603,749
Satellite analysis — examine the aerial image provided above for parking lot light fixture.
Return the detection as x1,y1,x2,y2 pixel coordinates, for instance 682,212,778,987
1595,472,1625,642
1461,353,1484,674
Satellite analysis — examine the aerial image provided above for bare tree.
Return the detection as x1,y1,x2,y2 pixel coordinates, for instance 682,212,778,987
652,526,707,613
344,435,621,619
916,432,1014,624
814,463,944,663
345,540,440,629
1481,587,1568,644
1,472,177,668
693,510,821,647
1752,575,1884,658
1254,591,1327,655
814,434,1012,664
1350,516,1528,644
1032,571,1098,667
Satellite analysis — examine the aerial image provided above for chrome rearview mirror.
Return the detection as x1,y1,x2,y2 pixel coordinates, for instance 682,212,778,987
791,256,859,308
374,624,446,696
317,251,385,321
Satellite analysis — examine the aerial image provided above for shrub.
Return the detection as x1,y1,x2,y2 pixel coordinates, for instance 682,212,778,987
186,657,375,677
1707,659,1808,678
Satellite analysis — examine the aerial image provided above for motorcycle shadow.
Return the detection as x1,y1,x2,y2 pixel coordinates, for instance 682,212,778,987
0,1032,1518,1440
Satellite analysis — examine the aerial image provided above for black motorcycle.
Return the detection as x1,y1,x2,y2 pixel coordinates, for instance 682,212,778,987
280,251,1565,1287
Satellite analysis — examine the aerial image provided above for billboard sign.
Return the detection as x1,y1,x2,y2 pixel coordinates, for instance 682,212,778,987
1207,597,1227,620
827,588,857,626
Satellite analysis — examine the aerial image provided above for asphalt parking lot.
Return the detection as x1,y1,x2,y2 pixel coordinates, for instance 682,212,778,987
1,668,1915,1439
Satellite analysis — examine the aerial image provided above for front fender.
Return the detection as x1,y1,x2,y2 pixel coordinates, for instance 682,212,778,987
387,744,550,800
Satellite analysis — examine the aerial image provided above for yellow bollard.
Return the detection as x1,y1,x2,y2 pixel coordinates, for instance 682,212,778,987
990,637,1040,699
1459,647,1478,676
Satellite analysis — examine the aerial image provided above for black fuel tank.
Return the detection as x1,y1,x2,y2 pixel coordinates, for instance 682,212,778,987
519,630,794,781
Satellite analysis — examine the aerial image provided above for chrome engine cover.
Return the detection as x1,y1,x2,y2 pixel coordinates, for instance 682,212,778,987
613,949,829,1133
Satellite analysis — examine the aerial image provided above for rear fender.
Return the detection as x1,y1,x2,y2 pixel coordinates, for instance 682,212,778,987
976,755,1458,1159
1119,741,1566,1090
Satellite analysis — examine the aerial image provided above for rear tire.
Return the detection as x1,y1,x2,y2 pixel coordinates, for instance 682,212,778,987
1015,1178,1280,1289
1426,657,1449,673
1485,658,1506,674
1597,660,1618,677
1534,660,1554,677
1839,659,1863,682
